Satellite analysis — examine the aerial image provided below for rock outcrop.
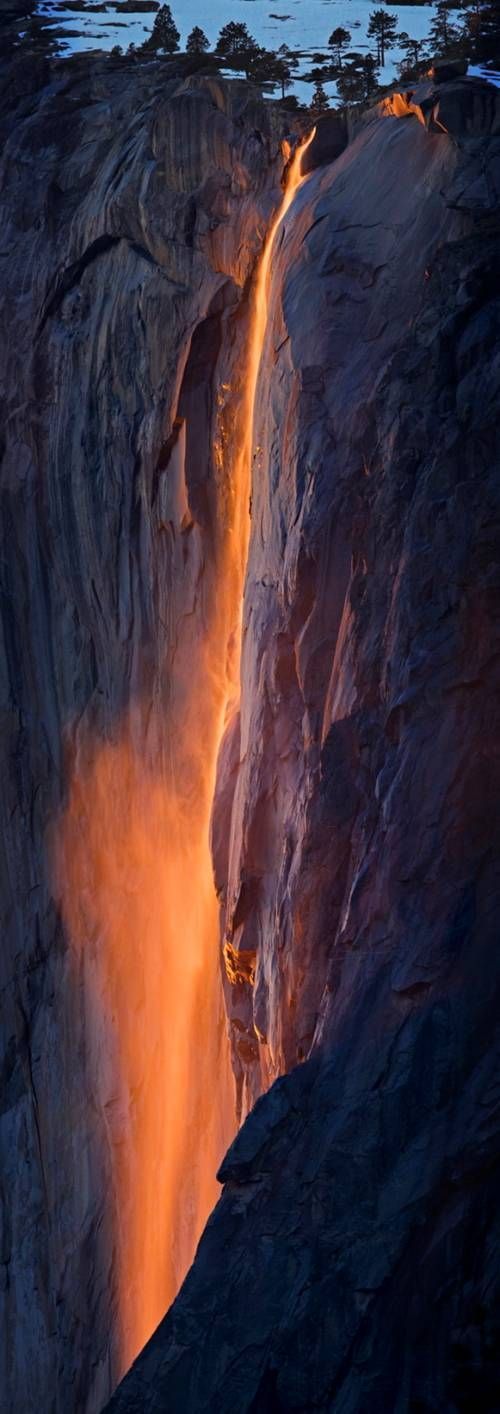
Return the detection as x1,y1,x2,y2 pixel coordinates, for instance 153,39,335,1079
0,55,294,1413
107,77,500,1412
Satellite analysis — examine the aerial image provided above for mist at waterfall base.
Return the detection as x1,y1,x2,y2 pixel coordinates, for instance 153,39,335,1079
52,718,235,1374
51,134,315,1384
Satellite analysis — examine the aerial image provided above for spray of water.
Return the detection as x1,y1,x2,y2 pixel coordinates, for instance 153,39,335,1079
52,127,315,1378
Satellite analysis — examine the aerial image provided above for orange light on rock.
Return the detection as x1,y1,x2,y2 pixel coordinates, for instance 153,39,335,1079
51,126,315,1385
52,723,234,1373
224,129,317,711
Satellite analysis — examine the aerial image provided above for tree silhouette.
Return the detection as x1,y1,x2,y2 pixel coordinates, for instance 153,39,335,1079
397,31,427,75
362,53,379,97
215,21,259,77
427,1,463,56
460,0,500,64
247,47,294,96
4,1,60,61
271,55,293,97
337,53,380,104
143,3,179,54
328,27,351,67
367,9,398,66
277,42,299,83
311,80,329,114
186,26,210,55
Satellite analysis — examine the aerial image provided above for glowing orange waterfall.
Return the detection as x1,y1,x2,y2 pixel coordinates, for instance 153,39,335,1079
225,129,317,698
51,128,315,1383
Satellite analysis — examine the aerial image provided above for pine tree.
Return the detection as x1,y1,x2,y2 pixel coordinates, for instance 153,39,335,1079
274,56,293,99
461,0,500,64
362,53,379,97
277,42,299,81
144,4,180,54
336,53,380,104
336,62,364,104
395,30,426,78
367,9,398,66
428,1,464,56
311,80,329,114
328,27,351,67
186,26,210,55
250,48,294,97
397,30,427,75
215,21,260,77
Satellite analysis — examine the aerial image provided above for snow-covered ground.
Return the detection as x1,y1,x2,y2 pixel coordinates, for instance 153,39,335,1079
38,0,444,103
468,62,500,86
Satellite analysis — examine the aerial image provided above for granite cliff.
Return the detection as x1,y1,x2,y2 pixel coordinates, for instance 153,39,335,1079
1,47,499,1414
0,55,294,1412
108,72,500,1414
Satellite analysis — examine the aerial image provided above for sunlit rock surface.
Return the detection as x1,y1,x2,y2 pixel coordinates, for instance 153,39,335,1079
108,77,500,1412
0,56,293,1413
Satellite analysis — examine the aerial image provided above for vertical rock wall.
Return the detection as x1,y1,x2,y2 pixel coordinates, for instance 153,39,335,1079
110,77,500,1411
214,76,500,1107
0,58,292,1412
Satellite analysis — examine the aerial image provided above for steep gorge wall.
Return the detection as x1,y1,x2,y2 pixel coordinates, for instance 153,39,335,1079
0,58,294,1412
214,75,500,1111
2,52,500,1414
109,77,500,1412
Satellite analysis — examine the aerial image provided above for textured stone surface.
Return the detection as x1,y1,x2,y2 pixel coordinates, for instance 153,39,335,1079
0,56,292,1413
107,80,500,1411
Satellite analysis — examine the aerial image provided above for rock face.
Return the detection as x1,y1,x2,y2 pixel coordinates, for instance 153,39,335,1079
0,55,294,1413
107,78,500,1412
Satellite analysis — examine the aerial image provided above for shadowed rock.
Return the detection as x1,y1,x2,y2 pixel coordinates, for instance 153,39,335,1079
107,75,500,1413
2,43,500,1412
430,56,469,82
0,58,295,1413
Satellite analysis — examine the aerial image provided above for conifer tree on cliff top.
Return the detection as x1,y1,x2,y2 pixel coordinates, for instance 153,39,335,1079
463,0,500,65
215,21,260,77
311,79,329,114
144,3,180,54
328,27,351,68
367,9,398,66
186,26,210,55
